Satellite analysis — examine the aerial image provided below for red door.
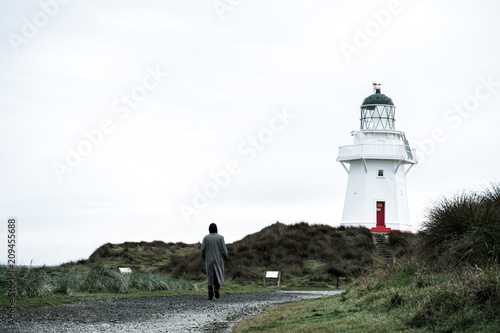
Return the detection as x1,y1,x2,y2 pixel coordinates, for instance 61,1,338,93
376,201,385,227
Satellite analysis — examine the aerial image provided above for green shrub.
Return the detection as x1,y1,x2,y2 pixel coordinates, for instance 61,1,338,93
407,267,500,331
82,265,128,293
129,272,191,291
421,183,500,269
0,265,193,298
14,266,54,297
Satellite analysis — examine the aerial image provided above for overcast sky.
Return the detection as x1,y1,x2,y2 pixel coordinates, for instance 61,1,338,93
1,0,500,266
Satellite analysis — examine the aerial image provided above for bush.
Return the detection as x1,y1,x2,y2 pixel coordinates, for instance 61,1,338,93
407,266,500,330
83,265,128,293
388,231,416,258
10,266,54,297
421,183,500,269
129,272,193,291
0,265,193,298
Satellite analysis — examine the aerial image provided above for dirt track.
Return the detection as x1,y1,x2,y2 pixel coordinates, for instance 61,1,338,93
2,290,341,332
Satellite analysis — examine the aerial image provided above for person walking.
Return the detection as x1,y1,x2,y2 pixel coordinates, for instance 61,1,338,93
201,223,228,300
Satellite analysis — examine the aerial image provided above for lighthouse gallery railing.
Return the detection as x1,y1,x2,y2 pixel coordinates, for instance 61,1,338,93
337,144,417,162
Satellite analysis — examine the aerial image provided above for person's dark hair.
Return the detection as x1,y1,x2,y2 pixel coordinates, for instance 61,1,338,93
209,223,218,234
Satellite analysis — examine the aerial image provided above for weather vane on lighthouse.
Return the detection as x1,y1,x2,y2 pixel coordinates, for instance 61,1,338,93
336,83,417,232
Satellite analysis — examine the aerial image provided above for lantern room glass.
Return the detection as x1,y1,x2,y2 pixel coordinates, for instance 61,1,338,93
360,104,396,130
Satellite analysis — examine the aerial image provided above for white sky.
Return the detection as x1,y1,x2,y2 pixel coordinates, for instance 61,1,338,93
1,0,500,265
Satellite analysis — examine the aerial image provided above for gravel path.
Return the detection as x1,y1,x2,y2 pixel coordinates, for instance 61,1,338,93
2,290,342,332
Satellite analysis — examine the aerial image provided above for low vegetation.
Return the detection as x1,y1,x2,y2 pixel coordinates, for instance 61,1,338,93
0,264,195,307
234,183,500,332
234,262,500,332
420,183,500,268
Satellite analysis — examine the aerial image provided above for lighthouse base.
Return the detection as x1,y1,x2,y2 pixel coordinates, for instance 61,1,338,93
370,226,392,232
340,221,412,233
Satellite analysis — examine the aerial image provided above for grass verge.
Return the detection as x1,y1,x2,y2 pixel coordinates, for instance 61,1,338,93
233,294,421,333
233,262,500,333
0,265,325,308
0,265,197,308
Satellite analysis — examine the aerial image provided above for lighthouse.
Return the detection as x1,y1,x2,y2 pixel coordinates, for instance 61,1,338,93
337,83,417,232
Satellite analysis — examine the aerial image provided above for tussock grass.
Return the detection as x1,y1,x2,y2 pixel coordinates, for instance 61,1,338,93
421,183,500,269
0,265,194,300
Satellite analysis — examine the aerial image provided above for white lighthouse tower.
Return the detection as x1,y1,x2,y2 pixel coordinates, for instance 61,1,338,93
337,83,417,232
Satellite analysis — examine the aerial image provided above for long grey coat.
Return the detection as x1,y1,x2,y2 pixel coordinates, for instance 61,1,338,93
201,233,228,286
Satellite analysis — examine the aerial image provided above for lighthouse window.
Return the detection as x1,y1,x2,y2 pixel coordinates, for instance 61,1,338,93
377,170,384,177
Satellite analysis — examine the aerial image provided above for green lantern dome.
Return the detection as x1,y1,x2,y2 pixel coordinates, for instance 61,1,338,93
362,84,394,106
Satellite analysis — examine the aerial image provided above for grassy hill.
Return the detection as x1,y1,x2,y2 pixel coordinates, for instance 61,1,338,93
65,240,201,273
66,222,398,285
2,221,411,308
233,183,500,332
